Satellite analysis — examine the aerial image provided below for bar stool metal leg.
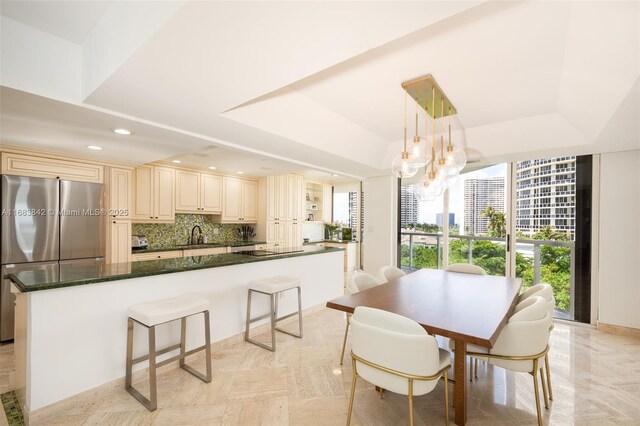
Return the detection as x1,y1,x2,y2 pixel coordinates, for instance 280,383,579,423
270,293,277,351
125,318,134,389
245,290,252,342
148,325,157,411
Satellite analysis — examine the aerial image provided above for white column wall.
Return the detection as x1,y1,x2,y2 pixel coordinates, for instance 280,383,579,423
362,175,397,275
24,251,343,411
597,150,640,329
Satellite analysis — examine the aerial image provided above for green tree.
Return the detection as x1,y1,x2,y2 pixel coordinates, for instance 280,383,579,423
480,206,506,237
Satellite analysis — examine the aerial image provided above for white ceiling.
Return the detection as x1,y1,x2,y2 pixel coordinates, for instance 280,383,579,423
0,1,638,180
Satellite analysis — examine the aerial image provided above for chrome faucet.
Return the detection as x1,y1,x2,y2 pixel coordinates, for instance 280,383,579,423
190,225,202,245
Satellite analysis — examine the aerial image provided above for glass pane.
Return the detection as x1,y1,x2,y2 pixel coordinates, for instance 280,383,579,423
515,156,576,320
447,164,508,276
399,182,444,271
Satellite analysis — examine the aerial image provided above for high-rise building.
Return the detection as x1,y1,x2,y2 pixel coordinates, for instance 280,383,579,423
400,186,419,227
516,156,576,238
464,177,505,235
436,213,455,227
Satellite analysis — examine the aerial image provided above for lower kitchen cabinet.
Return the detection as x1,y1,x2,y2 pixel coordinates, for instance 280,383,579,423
131,250,183,262
109,220,131,264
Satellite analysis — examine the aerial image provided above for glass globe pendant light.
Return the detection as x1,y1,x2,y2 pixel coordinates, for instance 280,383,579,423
391,93,421,178
444,107,467,172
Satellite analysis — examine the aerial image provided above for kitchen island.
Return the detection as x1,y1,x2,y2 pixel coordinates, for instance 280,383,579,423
8,246,344,415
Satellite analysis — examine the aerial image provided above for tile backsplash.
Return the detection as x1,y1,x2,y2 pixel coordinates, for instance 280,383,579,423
132,214,251,247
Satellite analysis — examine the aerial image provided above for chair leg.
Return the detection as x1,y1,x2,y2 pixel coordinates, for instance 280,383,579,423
532,359,542,426
340,316,350,365
347,359,358,426
545,354,553,400
270,293,277,351
540,366,549,409
204,310,212,382
443,371,450,426
179,317,186,367
147,325,157,411
297,286,303,338
125,318,134,389
244,289,252,342
408,379,414,426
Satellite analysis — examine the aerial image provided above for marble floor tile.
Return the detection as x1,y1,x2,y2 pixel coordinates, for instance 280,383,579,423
0,308,638,425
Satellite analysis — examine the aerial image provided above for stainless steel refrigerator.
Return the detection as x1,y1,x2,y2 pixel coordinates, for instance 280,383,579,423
1,175,105,341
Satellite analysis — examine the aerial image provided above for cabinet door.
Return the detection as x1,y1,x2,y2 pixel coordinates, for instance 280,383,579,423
266,221,287,244
201,174,222,212
109,167,131,218
154,167,175,220
175,170,200,212
222,177,242,221
287,221,303,247
286,174,304,221
267,175,287,221
131,250,182,262
133,166,153,220
241,180,258,222
109,220,131,264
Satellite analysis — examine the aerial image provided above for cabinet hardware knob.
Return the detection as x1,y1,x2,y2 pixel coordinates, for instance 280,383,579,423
112,221,116,224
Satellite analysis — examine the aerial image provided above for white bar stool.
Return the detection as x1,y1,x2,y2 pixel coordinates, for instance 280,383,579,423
125,294,212,411
245,276,303,351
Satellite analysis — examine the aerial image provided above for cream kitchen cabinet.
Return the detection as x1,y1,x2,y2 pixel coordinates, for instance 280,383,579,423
108,167,132,218
1,152,104,183
132,166,175,222
108,220,131,264
182,246,227,256
219,177,258,223
266,174,287,221
175,170,222,213
131,250,183,262
286,221,303,247
286,174,305,221
266,221,287,247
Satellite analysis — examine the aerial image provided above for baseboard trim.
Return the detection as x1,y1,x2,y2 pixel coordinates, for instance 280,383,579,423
597,322,640,339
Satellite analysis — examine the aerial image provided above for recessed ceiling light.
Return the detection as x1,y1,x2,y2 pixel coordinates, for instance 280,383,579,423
208,166,217,170
112,128,132,135
237,171,244,175
332,173,339,177
87,145,102,150
172,160,182,164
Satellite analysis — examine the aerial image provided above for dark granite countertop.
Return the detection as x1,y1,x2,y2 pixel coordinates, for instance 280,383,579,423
8,246,343,293
132,241,266,254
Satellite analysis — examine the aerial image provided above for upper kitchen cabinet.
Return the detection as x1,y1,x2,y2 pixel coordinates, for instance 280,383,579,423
175,170,222,213
286,174,305,222
266,174,287,221
218,177,258,223
132,166,175,222
1,152,104,183
108,167,132,218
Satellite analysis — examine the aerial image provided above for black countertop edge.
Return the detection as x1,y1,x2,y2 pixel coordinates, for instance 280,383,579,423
132,241,267,254
9,246,344,293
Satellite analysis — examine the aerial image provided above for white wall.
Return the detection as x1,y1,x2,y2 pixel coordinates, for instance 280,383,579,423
362,175,397,274
598,150,640,329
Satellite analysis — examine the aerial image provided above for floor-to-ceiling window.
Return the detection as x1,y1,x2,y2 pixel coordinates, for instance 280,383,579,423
398,155,591,323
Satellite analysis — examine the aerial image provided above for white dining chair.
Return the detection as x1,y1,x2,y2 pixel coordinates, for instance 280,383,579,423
517,283,556,400
347,306,451,426
445,263,487,275
445,262,486,378
466,296,552,426
378,265,407,282
340,271,382,364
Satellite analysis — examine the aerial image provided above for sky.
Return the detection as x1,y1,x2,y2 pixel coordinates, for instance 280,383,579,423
417,163,507,231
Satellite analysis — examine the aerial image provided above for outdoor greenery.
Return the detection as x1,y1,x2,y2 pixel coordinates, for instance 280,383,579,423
401,216,572,312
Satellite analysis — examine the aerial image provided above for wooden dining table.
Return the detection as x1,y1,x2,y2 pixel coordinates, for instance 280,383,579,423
326,268,522,426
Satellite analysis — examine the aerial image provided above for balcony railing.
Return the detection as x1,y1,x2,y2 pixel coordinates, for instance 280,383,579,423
400,231,575,319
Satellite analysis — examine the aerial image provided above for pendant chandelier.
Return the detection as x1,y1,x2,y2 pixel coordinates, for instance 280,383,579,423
391,75,467,200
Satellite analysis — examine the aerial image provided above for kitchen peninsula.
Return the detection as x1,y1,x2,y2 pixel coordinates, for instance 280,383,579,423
8,246,344,415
